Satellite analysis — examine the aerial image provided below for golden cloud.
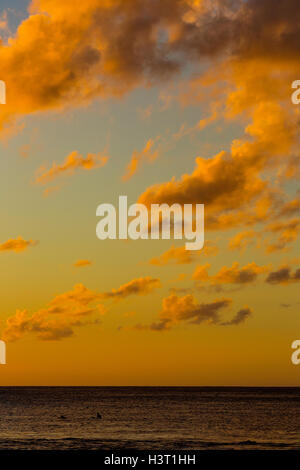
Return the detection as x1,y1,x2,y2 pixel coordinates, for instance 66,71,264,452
2,283,104,342
35,150,109,186
101,276,161,301
266,266,300,285
1,309,101,342
1,276,161,341
264,219,300,253
74,259,92,268
228,231,257,252
0,236,38,253
0,0,229,131
192,262,269,286
135,293,252,331
123,138,160,181
0,0,298,132
149,241,218,266
138,101,297,234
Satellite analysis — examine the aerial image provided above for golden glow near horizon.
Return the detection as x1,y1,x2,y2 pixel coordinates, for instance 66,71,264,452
0,0,300,385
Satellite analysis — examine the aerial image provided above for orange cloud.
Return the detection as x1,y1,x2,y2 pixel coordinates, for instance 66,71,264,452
138,101,296,234
2,309,75,342
277,199,300,219
2,283,104,342
35,151,109,185
135,294,252,331
264,219,300,253
74,259,92,268
1,275,161,341
101,277,161,301
149,241,218,266
49,283,101,310
123,138,160,181
192,262,269,286
2,309,102,342
0,10,9,32
0,0,298,141
221,307,252,327
0,236,38,253
266,266,300,285
229,231,257,252
0,0,230,132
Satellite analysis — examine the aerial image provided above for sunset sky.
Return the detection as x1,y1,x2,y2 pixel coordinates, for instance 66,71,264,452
0,0,300,386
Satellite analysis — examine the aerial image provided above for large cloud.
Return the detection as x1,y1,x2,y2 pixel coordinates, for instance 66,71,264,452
0,0,300,130
0,0,228,130
1,276,161,341
0,2,300,242
138,101,297,232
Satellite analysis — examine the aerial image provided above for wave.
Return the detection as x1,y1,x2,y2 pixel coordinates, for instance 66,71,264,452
0,437,297,451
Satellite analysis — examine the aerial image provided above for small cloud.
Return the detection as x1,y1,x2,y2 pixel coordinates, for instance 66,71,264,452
134,294,252,331
229,230,257,252
35,150,109,193
264,219,300,253
74,259,92,268
221,307,252,326
19,144,30,158
266,266,300,285
0,236,38,253
192,262,269,287
149,242,218,266
101,276,161,301
138,105,153,120
43,186,60,197
18,128,39,159
122,138,160,181
0,10,9,34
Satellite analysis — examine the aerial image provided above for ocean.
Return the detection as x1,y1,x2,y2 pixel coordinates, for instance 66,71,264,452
0,387,299,450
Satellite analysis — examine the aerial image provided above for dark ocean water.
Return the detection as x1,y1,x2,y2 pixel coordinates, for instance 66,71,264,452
0,387,299,450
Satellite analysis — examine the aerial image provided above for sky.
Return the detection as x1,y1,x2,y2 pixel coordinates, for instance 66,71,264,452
0,0,300,386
